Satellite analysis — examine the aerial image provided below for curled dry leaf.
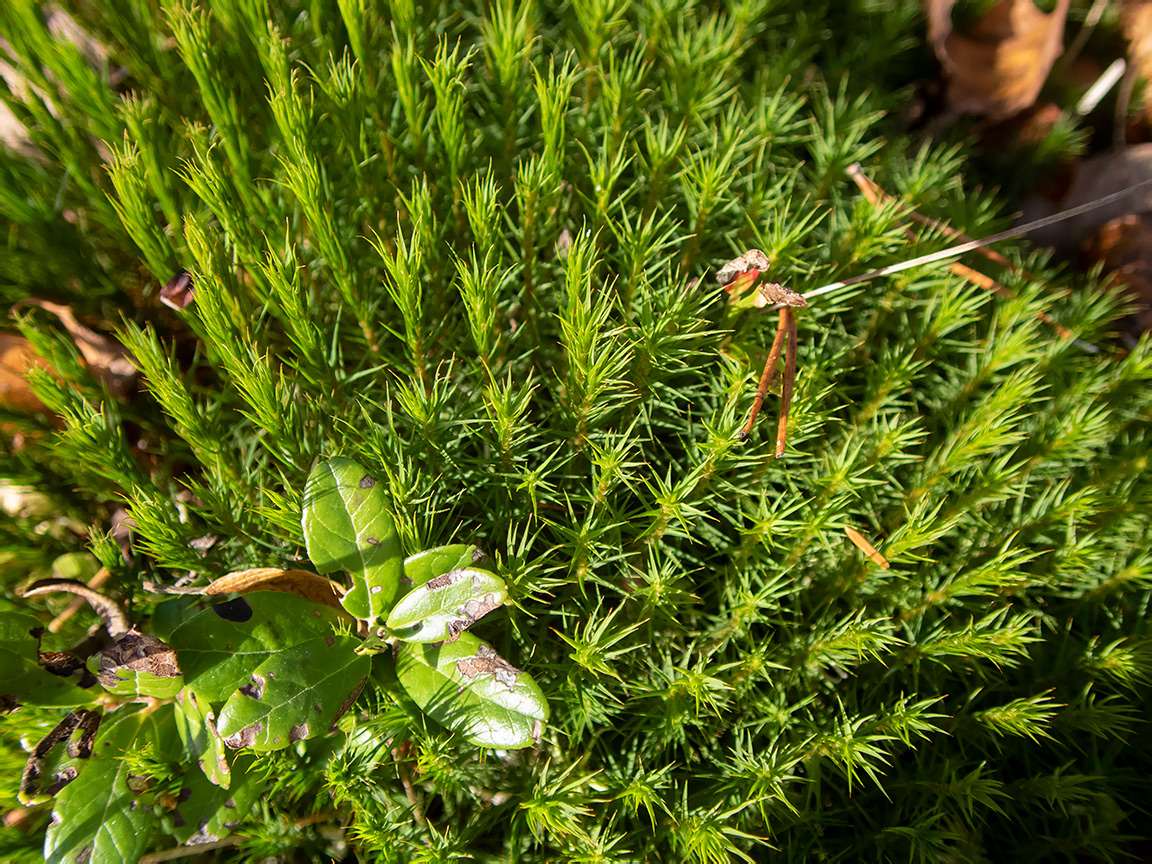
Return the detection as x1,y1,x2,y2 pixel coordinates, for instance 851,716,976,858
716,249,772,287
10,299,137,397
144,568,345,611
22,578,129,637
925,0,1071,119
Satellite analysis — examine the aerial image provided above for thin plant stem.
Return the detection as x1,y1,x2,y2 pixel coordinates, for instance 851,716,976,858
738,308,788,439
776,307,797,458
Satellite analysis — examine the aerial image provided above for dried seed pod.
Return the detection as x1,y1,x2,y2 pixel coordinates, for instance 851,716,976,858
716,249,772,286
757,281,808,307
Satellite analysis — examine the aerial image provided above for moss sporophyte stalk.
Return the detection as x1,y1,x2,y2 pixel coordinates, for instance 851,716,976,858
2,1,1151,861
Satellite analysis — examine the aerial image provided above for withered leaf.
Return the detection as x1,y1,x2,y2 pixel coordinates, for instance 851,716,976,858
160,271,195,310
11,299,138,397
143,568,345,611
925,0,1071,119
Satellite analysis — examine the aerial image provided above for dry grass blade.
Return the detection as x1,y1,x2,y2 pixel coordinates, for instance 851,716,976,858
844,526,890,569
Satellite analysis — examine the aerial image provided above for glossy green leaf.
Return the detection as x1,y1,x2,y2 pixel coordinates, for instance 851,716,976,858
0,608,44,643
168,592,345,703
0,648,95,708
302,457,403,624
387,567,509,643
45,708,163,864
170,754,262,845
215,635,369,752
403,544,482,588
174,688,230,788
149,596,200,641
396,633,549,749
86,631,183,699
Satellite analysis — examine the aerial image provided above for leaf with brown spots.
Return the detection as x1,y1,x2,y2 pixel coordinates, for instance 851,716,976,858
174,688,231,789
215,635,369,752
0,611,95,708
169,753,263,846
19,709,102,805
144,568,345,611
302,457,403,626
386,567,509,643
86,629,184,699
396,632,549,749
168,592,348,703
45,708,165,863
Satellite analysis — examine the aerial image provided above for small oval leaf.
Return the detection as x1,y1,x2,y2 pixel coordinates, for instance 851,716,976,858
403,545,482,588
387,568,509,643
215,635,369,752
396,633,548,749
302,457,403,625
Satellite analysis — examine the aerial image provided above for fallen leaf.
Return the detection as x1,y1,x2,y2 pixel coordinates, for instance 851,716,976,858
0,333,50,412
144,568,345,611
1081,213,1152,335
1122,0,1152,123
10,299,137,397
925,0,1071,119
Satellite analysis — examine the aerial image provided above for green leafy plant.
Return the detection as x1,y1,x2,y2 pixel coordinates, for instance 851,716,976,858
3,455,544,860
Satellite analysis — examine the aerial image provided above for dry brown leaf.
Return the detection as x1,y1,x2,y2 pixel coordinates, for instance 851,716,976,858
10,299,137,397
160,271,195,310
144,568,346,611
0,333,49,413
926,0,1071,119
1081,212,1152,335
1122,1,1152,123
